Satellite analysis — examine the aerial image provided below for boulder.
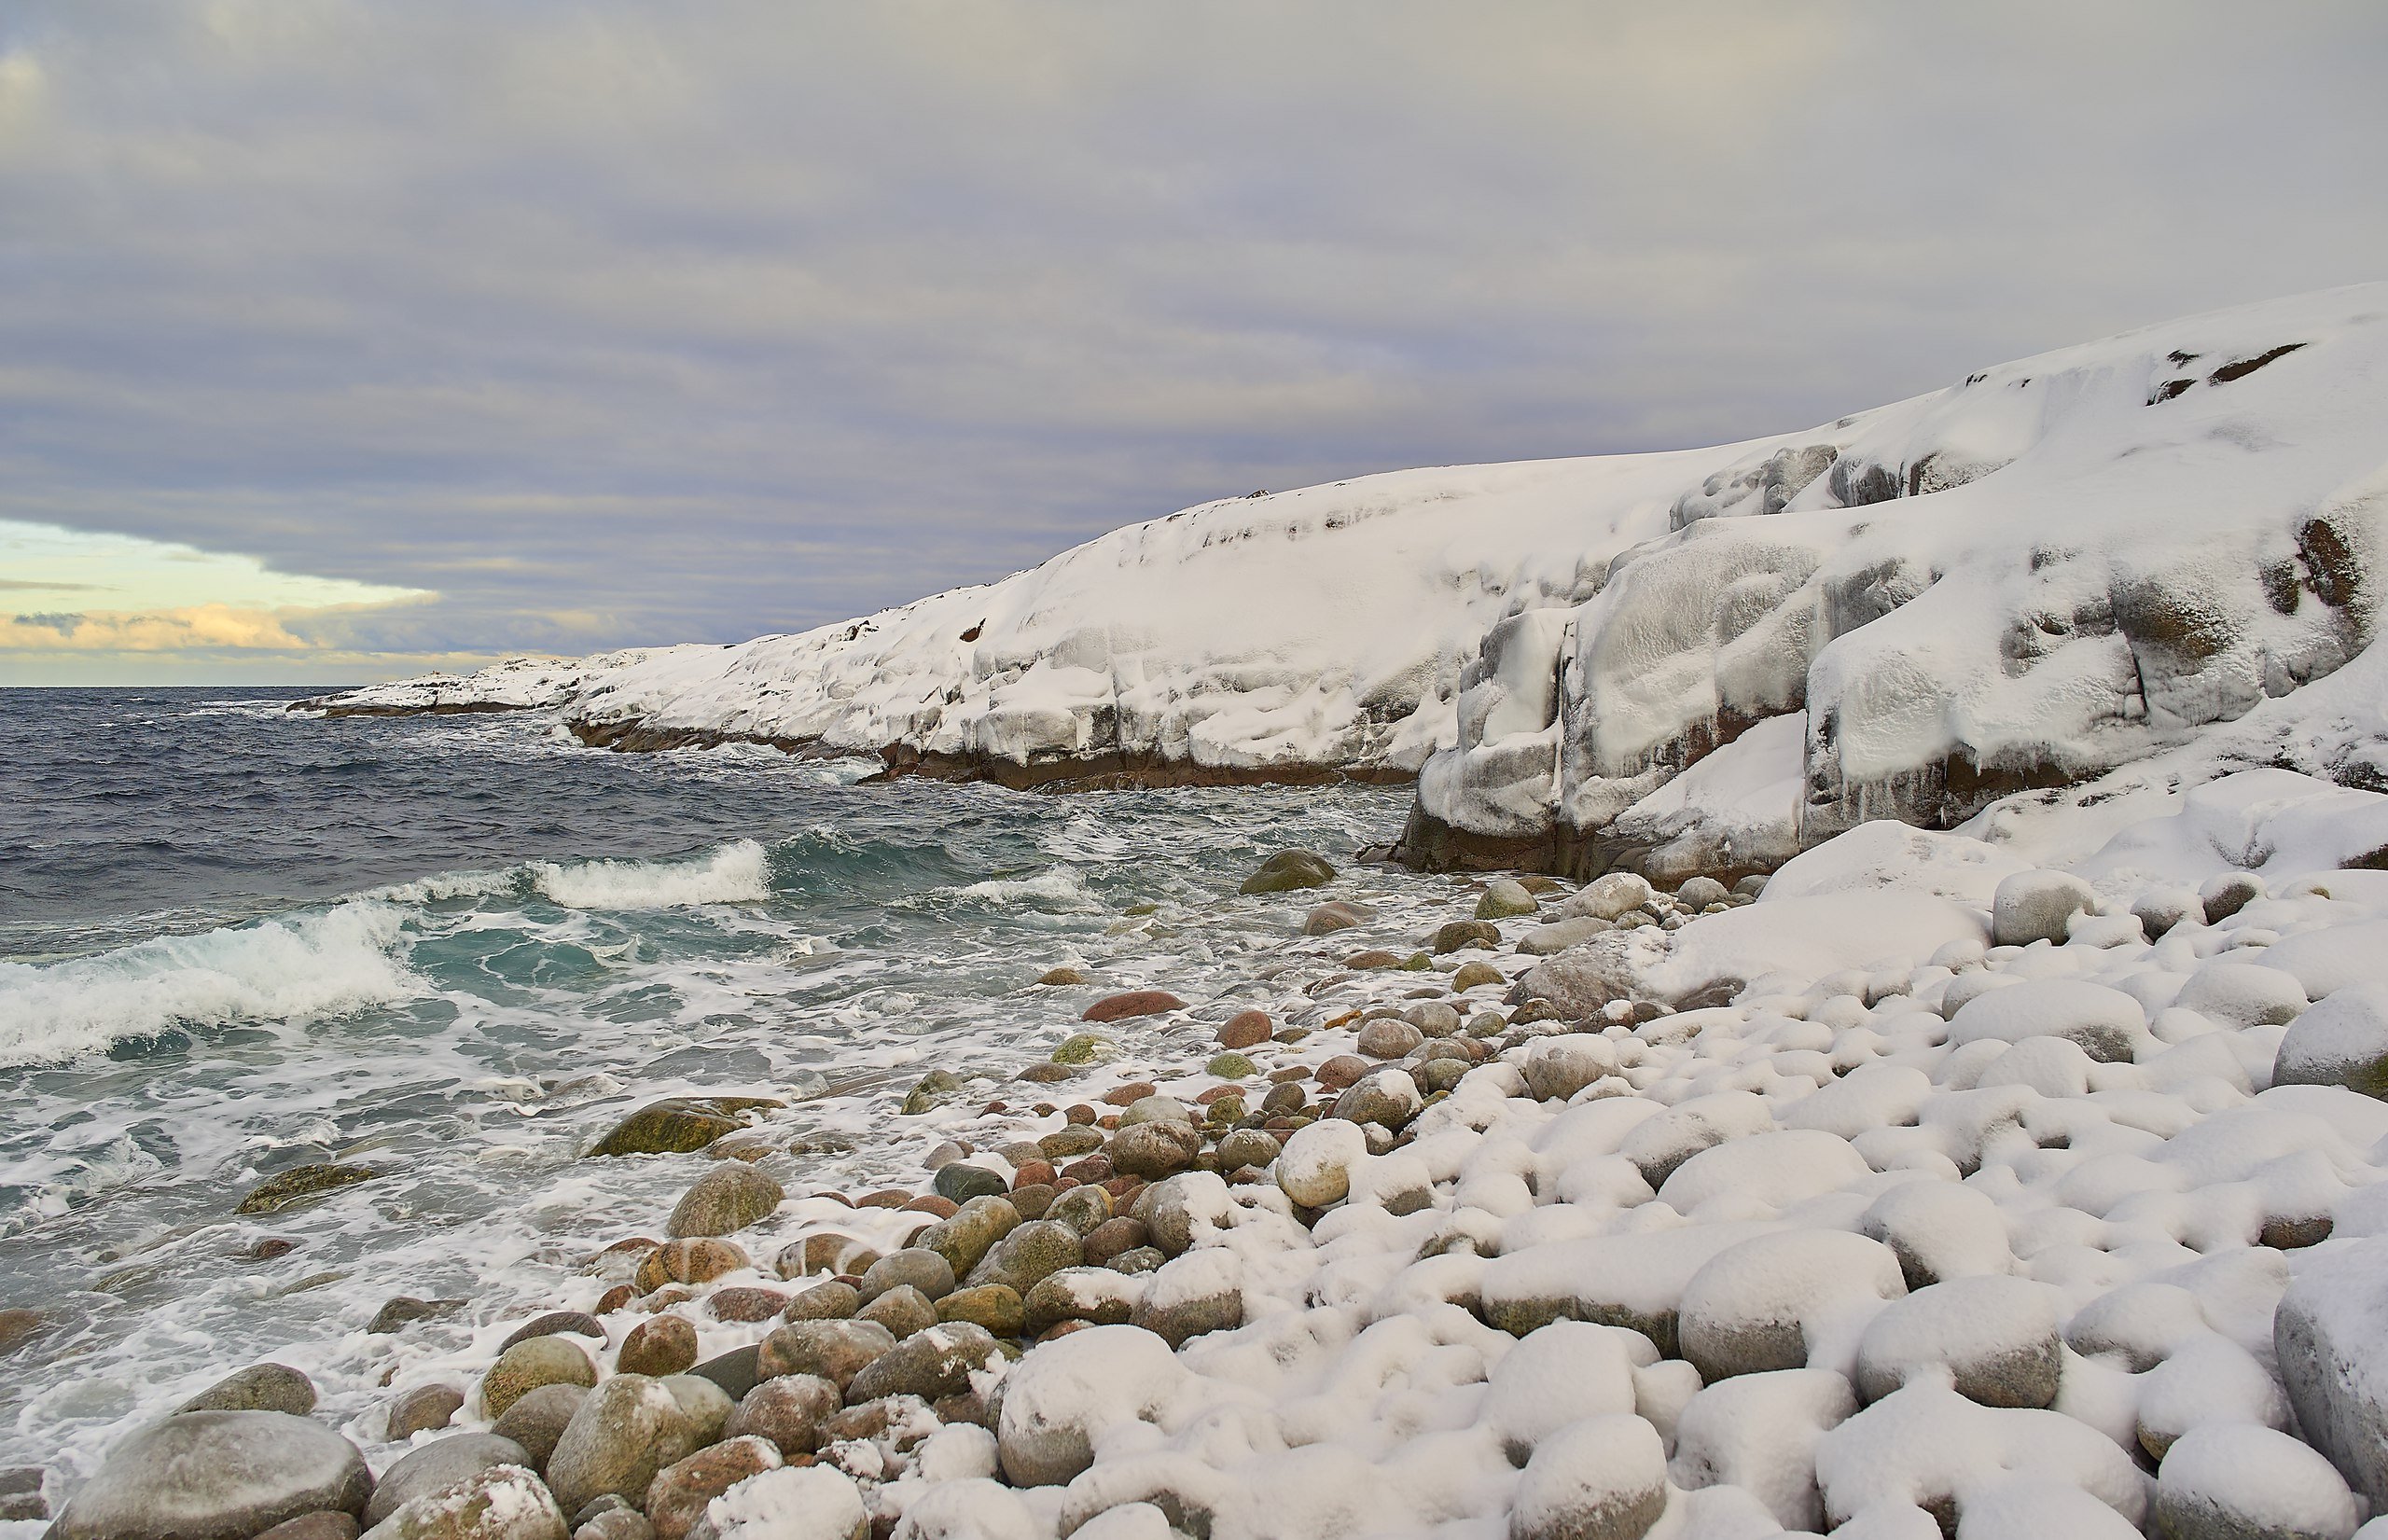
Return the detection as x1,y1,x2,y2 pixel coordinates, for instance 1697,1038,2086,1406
1675,876,1731,909
495,1313,605,1355
1677,1230,1906,1381
633,1240,748,1293
480,1337,596,1420
543,1376,700,1518
857,1282,937,1339
1080,991,1187,1023
845,1323,1001,1404
1107,1122,1198,1180
587,1098,773,1158
617,1316,699,1378
357,1464,564,1540
664,1165,783,1239
383,1384,465,1441
364,1435,532,1529
2275,1235,2388,1505
2153,1423,2360,1540
49,1412,370,1540
2273,983,2388,1097
917,1197,1024,1278
1561,874,1655,923
1990,869,2099,948
659,1375,732,1446
1451,960,1506,990
1516,918,1613,957
756,1319,896,1392
175,1363,317,1418
1331,1069,1422,1131
236,1164,377,1215
900,1070,964,1116
1129,1252,1243,1347
1430,920,1502,954
489,1383,585,1471
965,1220,1084,1295
932,1163,1009,1203
723,1374,840,1457
1276,1119,1368,1207
859,1249,954,1303
996,1326,1187,1486
1300,902,1373,936
644,1437,781,1540
937,1284,1026,1336
1522,1035,1619,1103
1215,1010,1272,1048
1477,881,1539,920
1355,1018,1424,1060
1853,1276,2061,1408
1507,1414,1668,1540
1239,850,1336,895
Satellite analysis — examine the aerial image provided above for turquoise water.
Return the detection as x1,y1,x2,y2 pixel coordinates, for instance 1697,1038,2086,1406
0,689,1429,1478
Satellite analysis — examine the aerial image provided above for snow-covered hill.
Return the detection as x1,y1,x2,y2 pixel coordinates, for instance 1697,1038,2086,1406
307,284,2388,868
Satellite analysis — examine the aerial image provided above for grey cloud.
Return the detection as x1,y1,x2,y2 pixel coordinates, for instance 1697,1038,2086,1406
0,1,2382,673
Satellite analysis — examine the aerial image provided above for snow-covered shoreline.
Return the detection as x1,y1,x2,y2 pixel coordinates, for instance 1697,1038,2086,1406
50,767,2388,1540
304,284,2388,890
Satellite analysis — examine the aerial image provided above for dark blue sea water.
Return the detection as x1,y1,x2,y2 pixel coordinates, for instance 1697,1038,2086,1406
0,687,1426,1479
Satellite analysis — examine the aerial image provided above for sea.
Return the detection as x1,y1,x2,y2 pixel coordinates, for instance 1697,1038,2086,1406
0,687,1433,1481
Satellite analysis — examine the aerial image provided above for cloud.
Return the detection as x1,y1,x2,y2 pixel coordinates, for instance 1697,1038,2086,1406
2,603,309,651
0,2,2381,682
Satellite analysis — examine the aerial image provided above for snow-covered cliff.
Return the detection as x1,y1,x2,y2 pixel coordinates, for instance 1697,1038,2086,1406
307,284,2388,867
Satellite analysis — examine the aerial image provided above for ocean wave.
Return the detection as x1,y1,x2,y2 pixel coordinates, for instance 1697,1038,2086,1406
530,839,772,909
0,903,423,1066
948,866,1100,910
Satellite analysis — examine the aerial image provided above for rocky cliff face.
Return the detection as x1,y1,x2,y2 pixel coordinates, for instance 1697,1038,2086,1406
306,284,2388,870
1398,284,2388,881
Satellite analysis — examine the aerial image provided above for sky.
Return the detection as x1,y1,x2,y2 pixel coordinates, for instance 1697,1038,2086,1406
1,2,2383,686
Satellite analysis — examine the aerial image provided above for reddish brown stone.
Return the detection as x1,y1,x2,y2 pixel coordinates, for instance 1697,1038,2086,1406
618,1313,700,1377
1194,1086,1240,1105
856,1190,913,1209
1081,990,1187,1023
1011,1160,1057,1189
1101,1083,1158,1107
1315,1055,1370,1090
709,1287,791,1324
1060,1155,1115,1185
1081,1216,1150,1265
634,1239,748,1292
1216,1010,1272,1050
1063,1104,1098,1126
594,1283,635,1314
901,1195,959,1218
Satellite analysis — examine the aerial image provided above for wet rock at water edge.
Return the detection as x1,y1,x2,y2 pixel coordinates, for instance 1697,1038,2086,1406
175,1362,318,1417
646,1437,782,1540
49,1411,371,1540
544,1376,701,1519
932,1164,1008,1204
1241,850,1336,895
1081,990,1187,1023
370,1297,468,1335
481,1336,598,1419
361,1463,566,1540
495,1312,604,1355
1431,920,1502,954
901,1071,964,1116
586,1097,780,1158
1476,880,1539,920
237,1164,377,1215
618,1315,699,1378
363,1434,533,1528
383,1383,465,1440
757,1319,897,1392
491,1383,587,1470
1215,1009,1272,1048
664,1164,783,1239
846,1322,1002,1404
1301,901,1374,935
1048,1033,1118,1066
634,1239,748,1292
1034,966,1089,986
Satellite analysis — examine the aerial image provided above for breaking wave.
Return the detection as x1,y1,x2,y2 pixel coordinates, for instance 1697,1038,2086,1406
0,903,423,1067
530,839,773,909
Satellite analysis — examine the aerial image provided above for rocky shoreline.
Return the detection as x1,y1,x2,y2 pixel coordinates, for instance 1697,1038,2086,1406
33,800,2388,1540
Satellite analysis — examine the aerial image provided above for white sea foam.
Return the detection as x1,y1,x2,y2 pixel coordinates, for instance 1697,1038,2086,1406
949,866,1100,910
529,839,772,909
0,902,422,1066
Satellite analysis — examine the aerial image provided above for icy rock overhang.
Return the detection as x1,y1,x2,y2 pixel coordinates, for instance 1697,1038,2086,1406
1404,284,2388,880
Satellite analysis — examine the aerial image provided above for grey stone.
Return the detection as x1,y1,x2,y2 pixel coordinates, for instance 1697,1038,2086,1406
643,1436,780,1540
480,1336,597,1420
1117,1095,1192,1128
782,1280,862,1321
756,1319,896,1392
1213,1129,1281,1172
365,1434,533,1528
664,1164,784,1240
49,1411,370,1540
544,1376,700,1518
1507,936,1643,1018
858,1249,955,1303
1521,1034,1619,1103
1403,1002,1464,1036
686,1347,761,1403
1559,873,1655,923
1240,850,1336,895
1476,881,1539,920
2273,984,2388,1099
856,1283,937,1339
1106,1121,1198,1179
1674,877,1731,910
914,1196,1021,1278
359,1463,565,1540
931,1163,1008,1203
490,1383,587,1472
383,1384,465,1441
722,1375,840,1457
844,1322,1001,1405
658,1375,733,1446
368,1297,465,1335
1331,1068,1422,1131
1990,869,2099,948
175,1363,318,1418
1853,1277,2060,1408
2276,1236,2388,1506
1044,1185,1113,1236
965,1219,1084,1295
1356,1019,1424,1060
